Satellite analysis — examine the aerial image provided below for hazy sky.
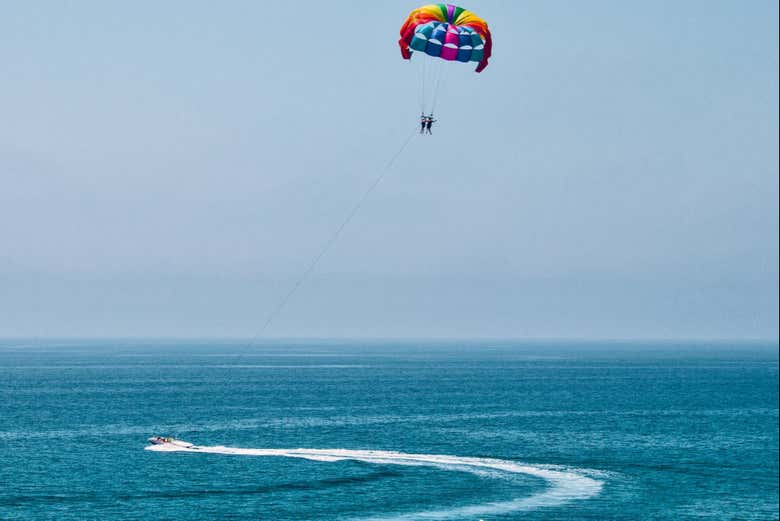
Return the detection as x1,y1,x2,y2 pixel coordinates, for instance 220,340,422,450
1,1,777,339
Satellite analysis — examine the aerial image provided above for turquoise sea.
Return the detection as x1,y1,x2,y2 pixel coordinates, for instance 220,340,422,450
1,339,777,520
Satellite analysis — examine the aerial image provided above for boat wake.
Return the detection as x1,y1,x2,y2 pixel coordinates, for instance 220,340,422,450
146,442,603,519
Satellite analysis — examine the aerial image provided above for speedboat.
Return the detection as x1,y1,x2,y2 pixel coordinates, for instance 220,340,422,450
148,436,194,448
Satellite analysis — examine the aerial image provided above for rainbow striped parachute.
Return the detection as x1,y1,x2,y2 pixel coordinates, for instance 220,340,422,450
399,4,492,73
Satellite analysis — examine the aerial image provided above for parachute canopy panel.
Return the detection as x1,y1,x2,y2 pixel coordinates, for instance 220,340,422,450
399,3,492,72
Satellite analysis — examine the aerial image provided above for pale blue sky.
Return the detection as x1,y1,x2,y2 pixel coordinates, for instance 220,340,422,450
1,1,777,339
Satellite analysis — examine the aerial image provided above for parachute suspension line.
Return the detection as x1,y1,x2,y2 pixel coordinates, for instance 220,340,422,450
424,58,435,114
244,127,419,347
419,56,442,115
420,56,427,115
429,60,448,116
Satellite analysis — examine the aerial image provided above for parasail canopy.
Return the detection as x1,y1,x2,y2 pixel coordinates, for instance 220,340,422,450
399,3,492,72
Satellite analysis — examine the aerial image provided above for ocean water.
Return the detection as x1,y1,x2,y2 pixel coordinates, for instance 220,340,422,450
0,339,777,520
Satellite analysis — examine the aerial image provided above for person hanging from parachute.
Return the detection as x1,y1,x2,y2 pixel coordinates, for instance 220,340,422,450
399,4,492,130
425,114,436,134
420,113,437,135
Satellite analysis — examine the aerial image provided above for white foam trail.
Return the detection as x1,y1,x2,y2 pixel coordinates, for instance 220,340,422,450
146,443,603,519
